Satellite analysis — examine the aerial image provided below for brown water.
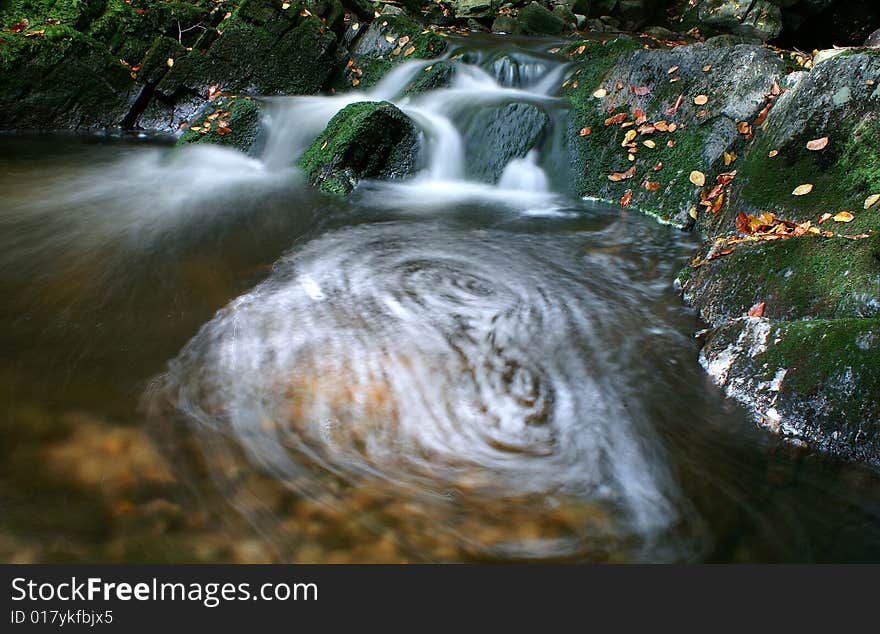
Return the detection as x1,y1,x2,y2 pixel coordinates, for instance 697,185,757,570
2,131,880,563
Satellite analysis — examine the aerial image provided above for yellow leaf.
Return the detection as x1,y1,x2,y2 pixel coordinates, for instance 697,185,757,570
768,149,779,157
792,183,814,196
592,88,607,98
833,211,854,222
689,170,706,187
166,57,174,67
643,139,656,148
864,194,880,210
806,136,829,151
723,150,737,165
668,65,679,74
622,129,637,145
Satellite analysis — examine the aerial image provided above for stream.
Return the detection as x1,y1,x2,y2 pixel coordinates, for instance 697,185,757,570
2,35,880,563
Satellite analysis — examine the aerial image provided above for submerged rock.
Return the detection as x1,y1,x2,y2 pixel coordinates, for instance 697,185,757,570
298,101,420,195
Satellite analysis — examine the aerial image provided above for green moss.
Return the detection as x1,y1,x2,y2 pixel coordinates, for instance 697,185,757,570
404,59,456,96
298,100,419,195
735,102,880,235
685,235,880,324
760,318,880,426
177,94,261,152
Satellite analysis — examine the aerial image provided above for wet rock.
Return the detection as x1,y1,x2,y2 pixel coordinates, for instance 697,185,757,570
462,101,549,182
298,101,420,195
492,15,523,34
700,317,880,468
565,39,784,225
866,29,880,48
404,60,457,95
517,2,565,35
176,95,262,154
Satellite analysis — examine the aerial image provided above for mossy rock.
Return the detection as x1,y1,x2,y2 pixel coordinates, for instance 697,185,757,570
681,234,880,326
564,40,784,225
722,50,880,238
346,14,448,88
298,101,420,195
517,2,564,35
404,60,457,95
0,28,138,129
700,317,880,467
176,95,262,153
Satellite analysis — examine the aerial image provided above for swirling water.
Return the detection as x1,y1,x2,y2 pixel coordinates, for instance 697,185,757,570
2,36,880,563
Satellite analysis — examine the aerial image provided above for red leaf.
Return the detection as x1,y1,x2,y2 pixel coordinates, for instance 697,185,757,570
620,189,634,206
748,301,766,318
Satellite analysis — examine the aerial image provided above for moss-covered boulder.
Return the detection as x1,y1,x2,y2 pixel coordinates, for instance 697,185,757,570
700,317,880,467
176,95,262,153
298,101,420,195
565,39,785,225
676,0,783,43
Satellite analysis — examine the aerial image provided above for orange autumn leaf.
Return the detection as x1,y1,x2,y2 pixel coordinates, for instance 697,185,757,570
578,126,592,136
693,94,709,105
748,302,766,318
620,189,634,206
643,180,660,192
832,211,854,222
806,136,829,151
818,212,832,224
667,95,683,116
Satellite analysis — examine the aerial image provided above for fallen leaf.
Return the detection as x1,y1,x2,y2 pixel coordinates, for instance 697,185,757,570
643,139,656,148
689,170,706,187
608,165,637,182
736,212,752,234
818,212,832,223
620,189,634,206
604,112,627,126
792,183,813,196
737,121,752,135
622,129,637,146
654,161,663,171
754,103,772,126
282,1,290,8
694,94,709,105
768,149,779,157
9,18,28,32
667,65,679,74
667,94,683,116
806,136,829,151
579,126,592,136
207,84,221,100
748,302,766,318
863,194,879,210
643,180,660,192
385,35,395,43
702,64,712,72
833,211,854,222
593,88,607,98
166,57,174,67
403,45,416,56
631,86,651,96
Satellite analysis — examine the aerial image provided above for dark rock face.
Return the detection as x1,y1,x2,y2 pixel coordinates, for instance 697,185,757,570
0,0,346,132
518,2,565,35
462,102,549,182
565,38,784,225
298,101,420,195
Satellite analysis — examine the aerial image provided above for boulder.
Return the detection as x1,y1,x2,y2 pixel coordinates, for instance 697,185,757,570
462,102,549,182
517,2,565,35
298,101,420,195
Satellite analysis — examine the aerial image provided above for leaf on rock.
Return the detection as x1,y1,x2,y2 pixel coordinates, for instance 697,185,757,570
620,189,634,206
832,211,854,222
792,183,813,196
748,302,766,318
693,94,709,105
593,88,607,98
864,194,880,210
806,136,829,151
579,126,592,136
689,170,706,187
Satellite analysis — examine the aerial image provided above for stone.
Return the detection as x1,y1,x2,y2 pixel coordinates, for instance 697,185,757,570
298,101,420,195
517,2,565,35
462,101,549,182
